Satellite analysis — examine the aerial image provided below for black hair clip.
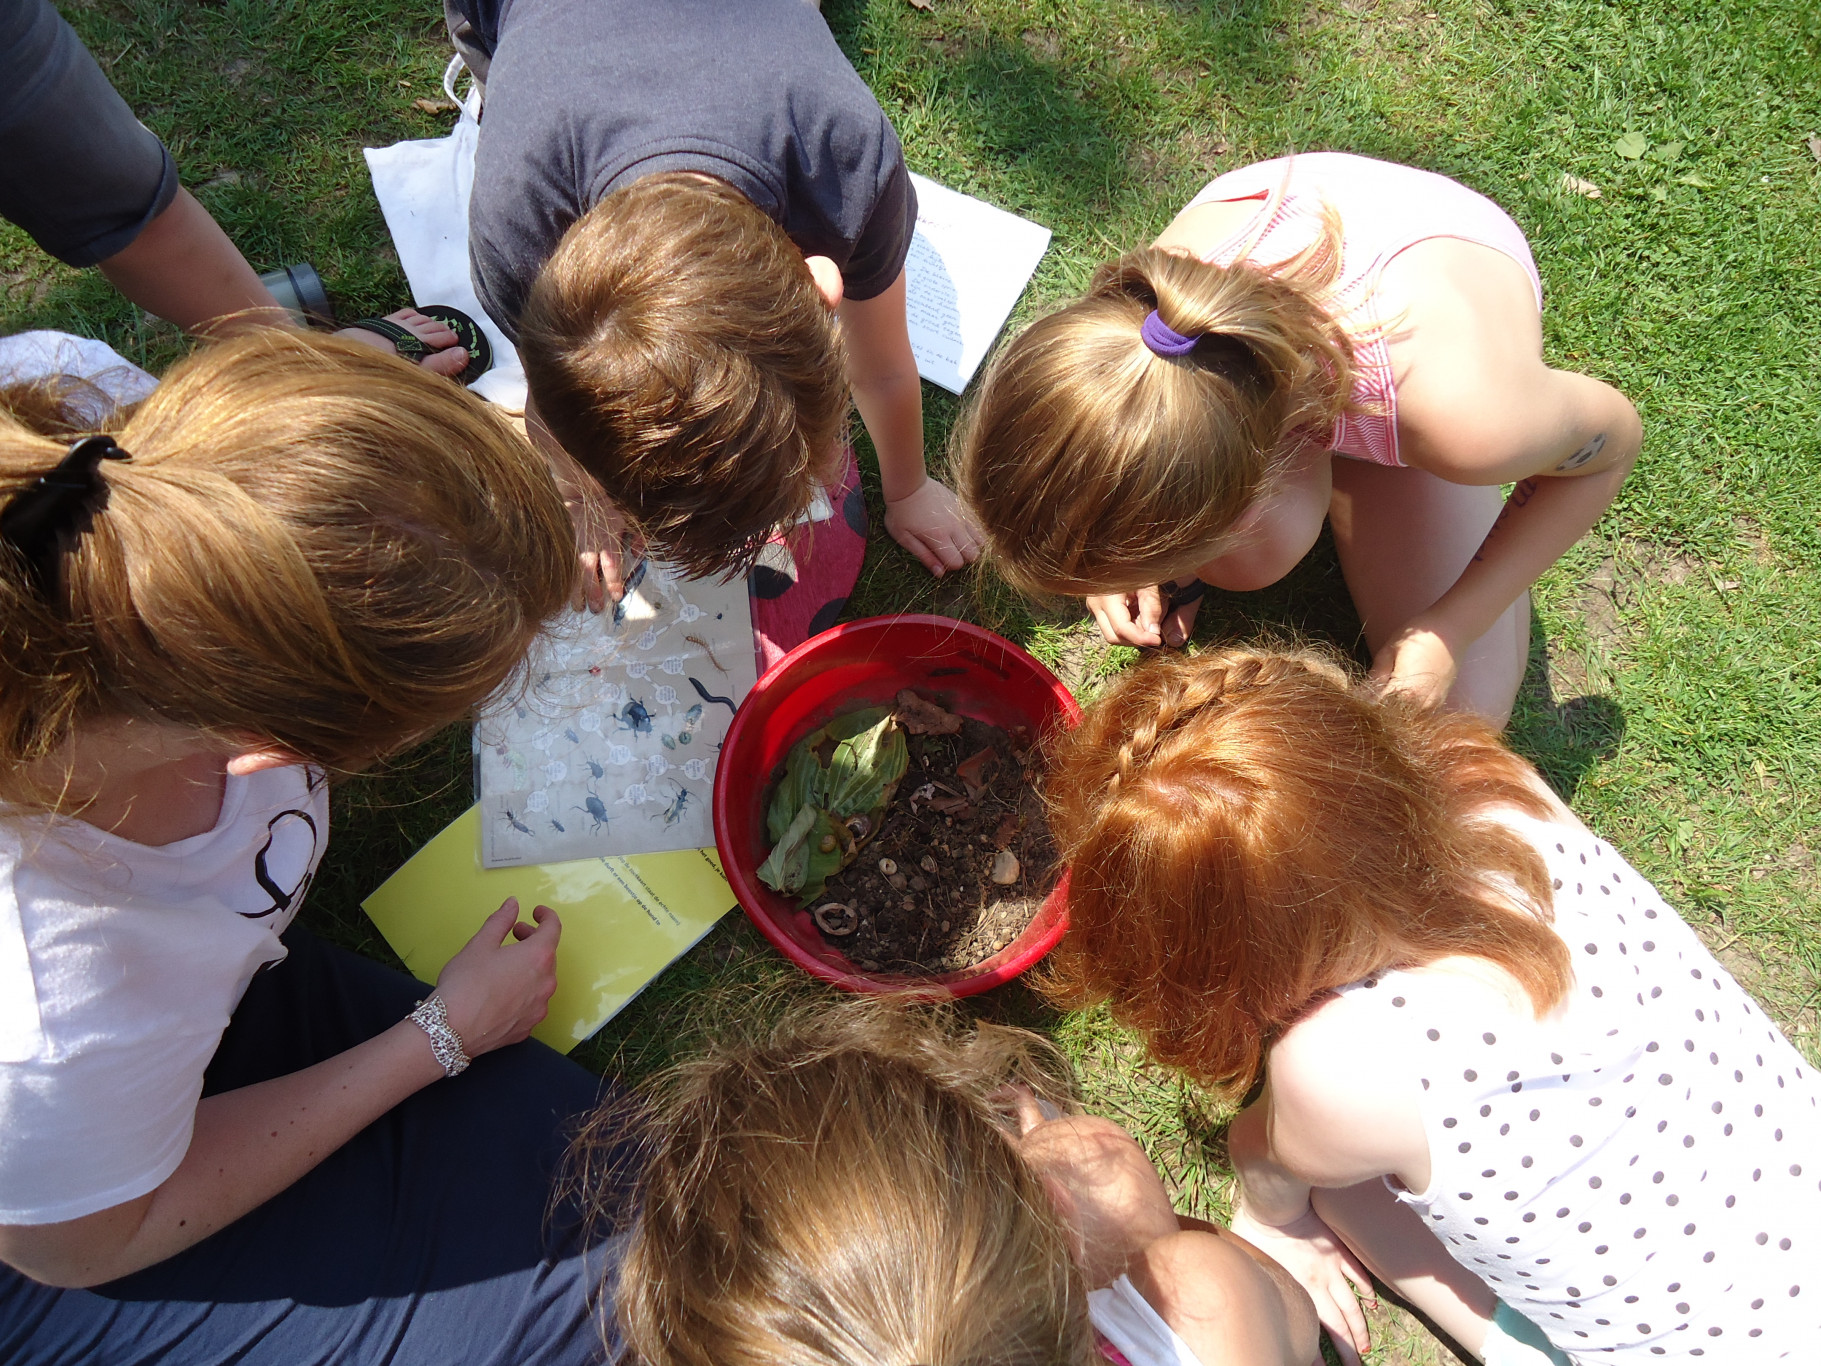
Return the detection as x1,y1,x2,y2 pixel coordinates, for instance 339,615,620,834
0,434,132,597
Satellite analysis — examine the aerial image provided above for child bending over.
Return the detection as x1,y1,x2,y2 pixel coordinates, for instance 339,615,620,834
451,0,979,611
958,153,1641,724
1043,647,1819,1363
575,1002,1318,1366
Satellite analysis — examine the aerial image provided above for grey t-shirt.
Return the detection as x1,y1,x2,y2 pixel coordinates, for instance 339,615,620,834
459,0,917,341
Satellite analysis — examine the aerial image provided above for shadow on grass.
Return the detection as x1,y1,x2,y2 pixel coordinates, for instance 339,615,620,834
1508,627,1627,806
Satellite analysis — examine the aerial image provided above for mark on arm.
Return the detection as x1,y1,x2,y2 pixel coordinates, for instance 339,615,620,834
1555,431,1606,471
1472,478,1541,563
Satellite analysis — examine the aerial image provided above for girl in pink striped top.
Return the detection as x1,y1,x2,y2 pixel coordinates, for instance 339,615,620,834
957,152,1640,724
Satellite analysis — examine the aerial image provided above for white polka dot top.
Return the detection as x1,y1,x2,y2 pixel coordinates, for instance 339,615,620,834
1335,811,1820,1361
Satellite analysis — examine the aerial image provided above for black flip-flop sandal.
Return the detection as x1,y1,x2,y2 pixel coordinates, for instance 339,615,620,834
1164,578,1207,616
343,305,493,387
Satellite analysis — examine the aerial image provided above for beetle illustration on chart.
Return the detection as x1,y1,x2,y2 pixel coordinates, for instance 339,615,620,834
474,556,758,867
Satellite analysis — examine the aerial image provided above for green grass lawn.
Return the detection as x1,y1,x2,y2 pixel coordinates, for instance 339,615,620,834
6,2,1817,1359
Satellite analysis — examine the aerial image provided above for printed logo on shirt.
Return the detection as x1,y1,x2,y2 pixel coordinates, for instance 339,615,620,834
244,808,320,919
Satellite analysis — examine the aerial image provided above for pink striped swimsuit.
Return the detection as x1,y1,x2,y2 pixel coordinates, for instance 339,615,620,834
1187,153,1544,468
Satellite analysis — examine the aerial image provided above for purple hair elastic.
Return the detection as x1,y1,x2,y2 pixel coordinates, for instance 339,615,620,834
1139,309,1200,357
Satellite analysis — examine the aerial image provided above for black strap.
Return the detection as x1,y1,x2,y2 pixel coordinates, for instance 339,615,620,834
341,315,433,359
0,435,132,596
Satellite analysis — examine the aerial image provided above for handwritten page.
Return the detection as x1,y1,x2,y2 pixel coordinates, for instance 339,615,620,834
364,805,734,1051
903,173,1052,394
474,559,757,867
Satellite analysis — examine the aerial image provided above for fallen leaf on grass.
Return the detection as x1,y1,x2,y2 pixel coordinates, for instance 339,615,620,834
1651,140,1684,163
413,97,457,114
1676,173,1711,188
1561,174,1602,199
907,0,933,9
1613,132,1649,160
1808,135,1821,163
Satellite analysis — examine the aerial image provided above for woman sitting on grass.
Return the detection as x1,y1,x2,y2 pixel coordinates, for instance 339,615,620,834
0,331,619,1366
1042,646,1819,1364
575,1001,1318,1366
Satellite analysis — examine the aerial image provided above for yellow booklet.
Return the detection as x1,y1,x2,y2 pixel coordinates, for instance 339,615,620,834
363,804,734,1052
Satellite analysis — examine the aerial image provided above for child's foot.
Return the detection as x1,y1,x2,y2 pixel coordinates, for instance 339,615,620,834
336,308,471,379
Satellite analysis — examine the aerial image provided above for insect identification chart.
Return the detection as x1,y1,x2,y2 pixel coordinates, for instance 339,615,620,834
475,559,756,867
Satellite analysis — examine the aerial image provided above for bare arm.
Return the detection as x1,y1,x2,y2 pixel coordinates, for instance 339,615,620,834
96,187,291,336
1372,240,1643,702
1385,367,1640,698
0,899,558,1288
1223,997,1434,1366
838,272,981,575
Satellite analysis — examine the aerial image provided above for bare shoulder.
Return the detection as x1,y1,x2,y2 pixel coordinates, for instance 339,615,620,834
1384,242,1645,482
1264,992,1431,1187
1127,1228,1317,1366
1153,197,1270,258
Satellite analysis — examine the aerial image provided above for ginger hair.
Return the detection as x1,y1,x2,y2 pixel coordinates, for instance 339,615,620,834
575,1000,1095,1366
954,238,1358,595
518,172,849,579
1042,647,1572,1098
0,329,573,805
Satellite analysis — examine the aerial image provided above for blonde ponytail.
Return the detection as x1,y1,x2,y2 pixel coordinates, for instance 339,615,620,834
0,329,573,805
955,240,1358,596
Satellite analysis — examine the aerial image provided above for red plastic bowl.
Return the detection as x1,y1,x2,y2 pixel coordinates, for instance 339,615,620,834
714,614,1079,997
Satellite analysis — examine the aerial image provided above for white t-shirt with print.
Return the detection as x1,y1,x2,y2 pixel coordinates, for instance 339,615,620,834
0,765,327,1225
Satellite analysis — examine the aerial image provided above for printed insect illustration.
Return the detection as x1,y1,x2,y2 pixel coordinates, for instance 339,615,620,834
573,790,614,833
609,559,650,627
499,808,533,836
548,818,566,834
651,780,695,827
689,676,737,715
580,753,606,781
617,697,653,733
684,633,727,672
563,728,581,745
663,702,705,749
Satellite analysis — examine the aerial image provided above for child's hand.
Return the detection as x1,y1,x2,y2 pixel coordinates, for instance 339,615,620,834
550,448,641,612
1370,619,1459,708
432,898,561,1057
528,400,642,610
1228,1200,1375,1366
883,478,983,577
1004,1088,1180,1287
1086,587,1167,647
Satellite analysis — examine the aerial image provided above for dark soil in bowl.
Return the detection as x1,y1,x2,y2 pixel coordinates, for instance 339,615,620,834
809,714,1055,974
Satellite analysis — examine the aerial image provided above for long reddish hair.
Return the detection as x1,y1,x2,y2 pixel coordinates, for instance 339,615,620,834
1042,648,1571,1098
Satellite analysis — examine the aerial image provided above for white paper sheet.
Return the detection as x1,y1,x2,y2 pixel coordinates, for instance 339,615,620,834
475,560,757,867
363,58,529,411
903,174,1052,394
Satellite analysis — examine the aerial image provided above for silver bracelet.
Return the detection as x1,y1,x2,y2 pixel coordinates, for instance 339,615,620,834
409,994,471,1078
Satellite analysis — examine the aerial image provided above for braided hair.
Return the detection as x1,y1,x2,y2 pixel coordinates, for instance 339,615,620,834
1042,646,1570,1097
